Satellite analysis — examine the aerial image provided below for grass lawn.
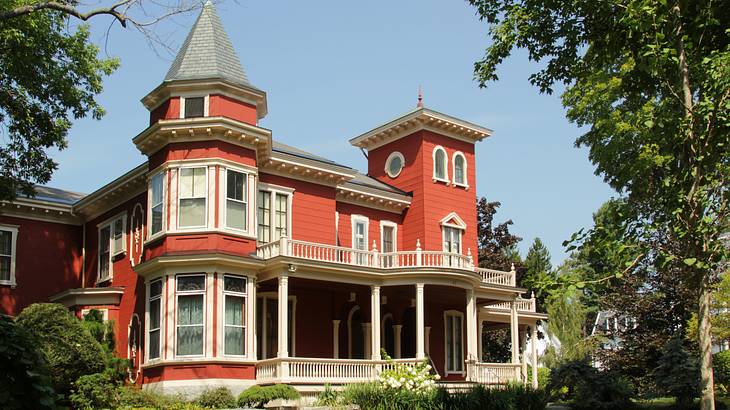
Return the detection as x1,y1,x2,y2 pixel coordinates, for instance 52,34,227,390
633,397,730,409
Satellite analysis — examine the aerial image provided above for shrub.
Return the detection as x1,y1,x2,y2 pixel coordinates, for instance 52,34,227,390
549,359,634,410
377,356,439,392
715,350,730,394
237,384,300,408
527,366,551,390
314,384,340,407
196,387,236,409
654,337,700,408
69,372,121,410
340,382,439,410
436,384,547,410
0,315,56,410
116,385,172,409
16,303,106,396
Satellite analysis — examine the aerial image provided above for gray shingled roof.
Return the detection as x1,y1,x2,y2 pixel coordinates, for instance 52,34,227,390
272,141,351,169
29,186,86,205
164,1,253,88
350,173,409,196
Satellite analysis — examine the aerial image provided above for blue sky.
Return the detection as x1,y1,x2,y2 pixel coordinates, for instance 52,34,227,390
51,0,615,265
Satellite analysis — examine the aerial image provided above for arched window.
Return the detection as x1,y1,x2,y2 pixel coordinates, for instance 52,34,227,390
452,152,467,187
433,146,448,182
348,305,365,359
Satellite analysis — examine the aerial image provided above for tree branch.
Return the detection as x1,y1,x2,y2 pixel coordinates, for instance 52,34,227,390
0,0,134,26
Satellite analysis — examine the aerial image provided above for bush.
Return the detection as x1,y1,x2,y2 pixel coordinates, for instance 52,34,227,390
654,337,700,408
237,384,300,408
527,366,551,390
715,350,730,394
116,385,172,409
340,382,440,410
0,315,56,409
314,384,340,407
196,387,236,409
69,372,121,410
549,359,634,409
16,303,106,396
436,384,547,410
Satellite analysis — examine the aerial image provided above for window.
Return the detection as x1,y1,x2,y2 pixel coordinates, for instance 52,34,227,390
223,275,247,356
257,186,292,243
0,226,17,286
352,215,368,265
225,169,247,231
178,167,207,228
442,226,462,254
150,172,164,236
148,279,163,360
453,152,467,187
184,97,205,118
433,146,448,182
384,152,405,178
98,214,126,282
176,274,206,356
380,221,397,268
445,311,464,373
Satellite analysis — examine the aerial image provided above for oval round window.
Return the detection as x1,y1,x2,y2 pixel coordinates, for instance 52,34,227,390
385,152,405,178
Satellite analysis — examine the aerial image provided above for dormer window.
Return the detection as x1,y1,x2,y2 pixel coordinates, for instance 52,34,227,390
182,96,205,118
433,146,448,183
453,152,468,188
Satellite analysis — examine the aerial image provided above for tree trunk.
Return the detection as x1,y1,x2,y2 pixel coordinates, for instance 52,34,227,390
699,275,716,410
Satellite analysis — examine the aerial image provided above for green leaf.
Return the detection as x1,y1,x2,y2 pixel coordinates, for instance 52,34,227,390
683,258,697,266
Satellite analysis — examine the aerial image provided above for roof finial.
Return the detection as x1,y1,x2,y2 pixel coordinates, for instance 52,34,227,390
417,85,423,108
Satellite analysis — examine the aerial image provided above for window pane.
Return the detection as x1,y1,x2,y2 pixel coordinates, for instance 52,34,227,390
0,230,11,255
227,170,245,201
0,256,10,281
150,280,163,297
149,329,160,360
455,316,463,371
177,326,203,356
274,194,288,239
113,218,124,253
225,295,245,326
179,198,206,227
388,156,402,176
180,167,206,198
100,226,110,278
383,226,394,253
178,295,204,325
257,191,271,242
151,173,164,205
177,275,205,291
435,150,445,179
224,276,246,293
184,97,204,118
225,327,245,355
152,204,163,234
455,156,464,183
150,299,161,329
226,200,246,230
446,316,453,370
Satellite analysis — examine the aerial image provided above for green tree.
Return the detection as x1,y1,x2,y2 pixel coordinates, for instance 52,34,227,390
542,287,594,367
468,1,730,408
654,336,700,408
476,197,522,271
16,303,106,399
523,237,553,306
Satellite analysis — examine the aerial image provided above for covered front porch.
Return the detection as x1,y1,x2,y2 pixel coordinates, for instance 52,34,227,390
252,273,534,387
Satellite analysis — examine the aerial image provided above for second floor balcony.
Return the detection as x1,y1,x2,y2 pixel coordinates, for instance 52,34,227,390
256,236,516,288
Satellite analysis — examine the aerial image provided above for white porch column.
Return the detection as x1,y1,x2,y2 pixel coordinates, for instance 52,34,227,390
466,289,478,362
371,286,381,360
531,324,539,389
520,327,528,382
248,277,257,360
332,320,340,359
415,283,425,359
510,299,519,379
363,323,372,358
477,319,483,362
278,274,289,379
393,325,403,358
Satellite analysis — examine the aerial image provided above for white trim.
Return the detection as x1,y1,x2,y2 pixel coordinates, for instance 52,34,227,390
0,225,18,287
221,166,252,235
179,94,210,118
444,310,465,375
148,171,166,240
351,214,369,251
97,212,127,284
432,145,449,184
384,151,405,179
145,277,164,364
379,220,398,253
440,212,467,230
256,184,294,244
177,166,208,230
174,273,207,358
219,274,249,358
451,151,469,189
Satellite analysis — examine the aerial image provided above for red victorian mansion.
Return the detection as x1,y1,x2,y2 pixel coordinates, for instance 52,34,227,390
0,2,546,397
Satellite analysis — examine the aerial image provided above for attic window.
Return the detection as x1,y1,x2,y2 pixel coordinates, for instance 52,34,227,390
184,97,205,118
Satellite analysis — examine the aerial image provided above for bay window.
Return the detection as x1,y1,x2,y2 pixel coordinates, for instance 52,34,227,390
225,169,247,231
445,311,464,373
0,226,18,286
223,275,247,356
148,279,163,360
150,172,164,236
178,167,207,228
176,274,206,356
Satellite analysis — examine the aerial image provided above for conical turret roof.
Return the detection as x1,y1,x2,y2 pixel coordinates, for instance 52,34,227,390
164,1,254,88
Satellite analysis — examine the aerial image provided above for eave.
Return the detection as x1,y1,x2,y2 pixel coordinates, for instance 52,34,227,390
260,151,358,187
49,287,125,308
350,108,493,151
0,197,81,225
336,183,411,213
73,163,148,220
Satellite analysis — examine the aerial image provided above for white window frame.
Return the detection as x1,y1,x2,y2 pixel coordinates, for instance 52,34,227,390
444,310,465,375
442,226,463,255
0,225,18,287
256,183,294,244
351,215,369,250
146,277,164,363
175,274,207,358
452,151,468,188
384,151,405,178
220,274,248,357
148,171,166,239
222,167,250,233
432,145,449,184
179,95,210,119
256,292,297,358
177,166,208,229
97,212,127,283
379,220,397,253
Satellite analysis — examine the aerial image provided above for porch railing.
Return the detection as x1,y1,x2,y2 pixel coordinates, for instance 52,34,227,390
256,237,515,287
255,357,423,384
486,296,537,313
467,362,522,385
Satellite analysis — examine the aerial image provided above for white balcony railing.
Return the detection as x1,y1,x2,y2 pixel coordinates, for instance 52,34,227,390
467,362,522,385
256,237,516,287
255,357,422,384
486,296,537,313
